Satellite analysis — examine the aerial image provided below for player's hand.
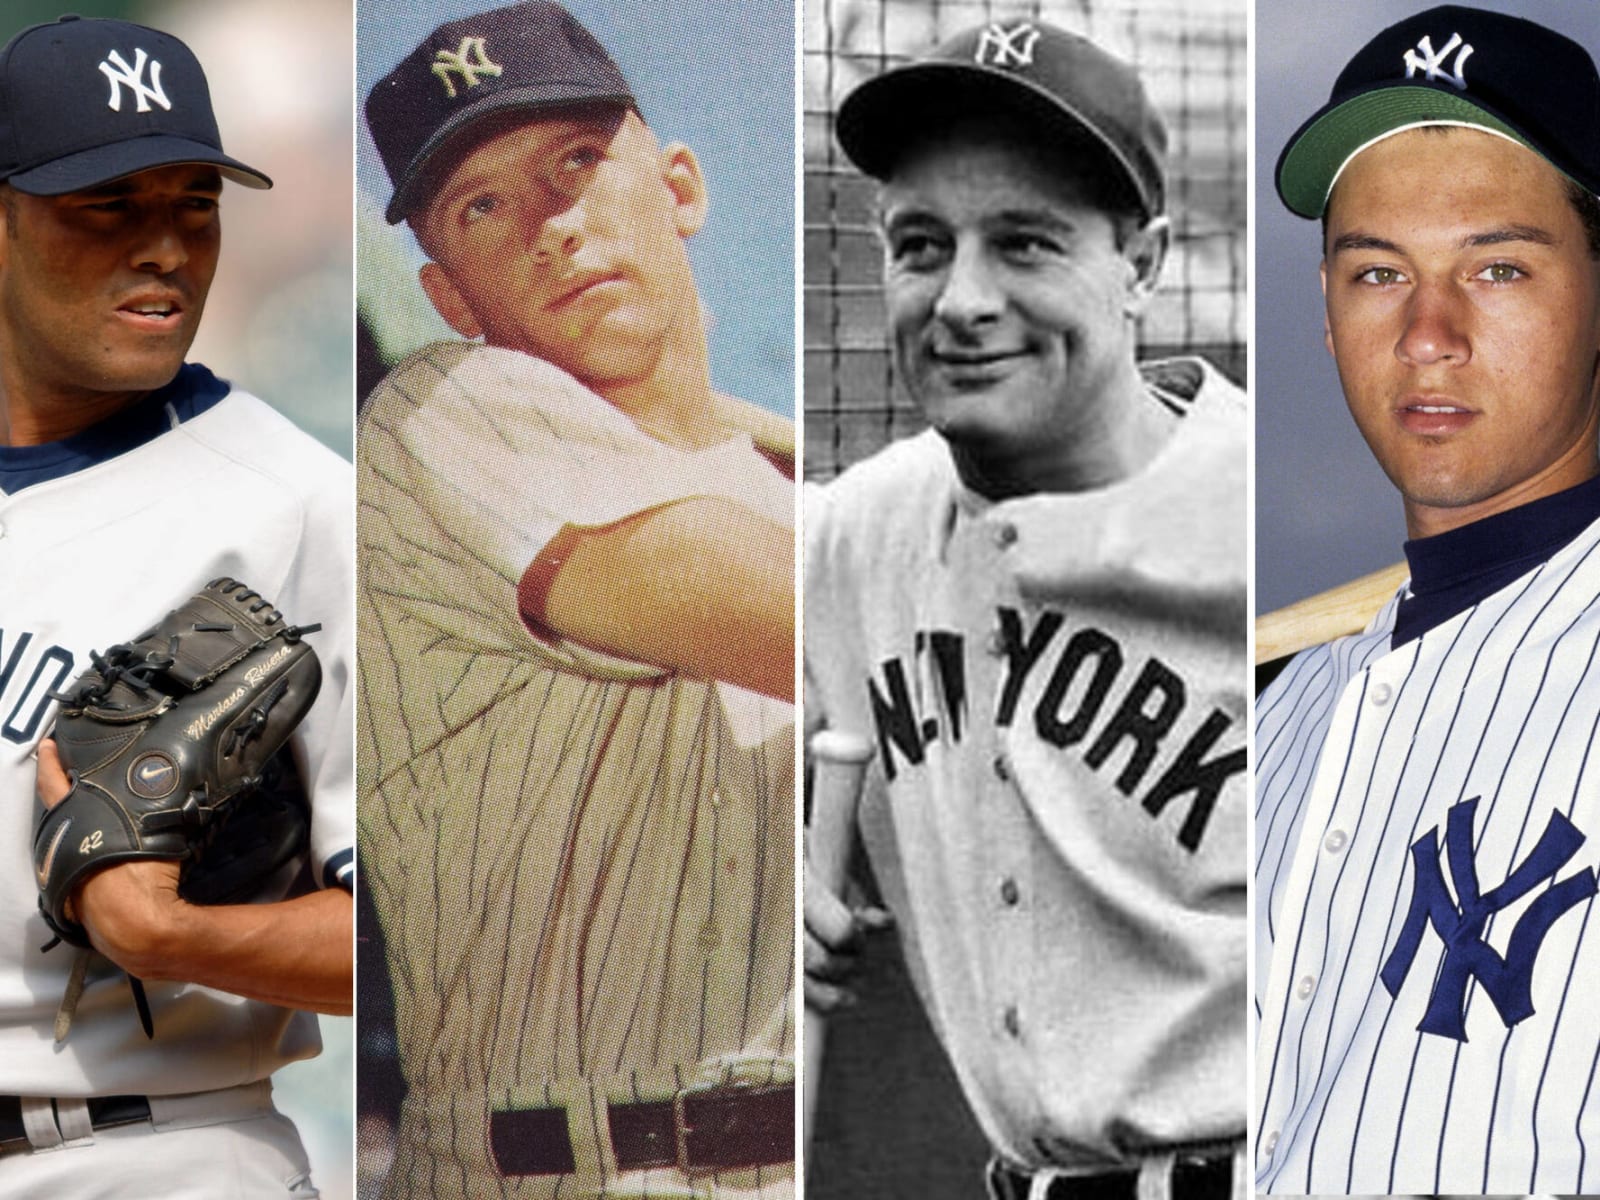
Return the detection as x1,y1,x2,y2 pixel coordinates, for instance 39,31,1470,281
803,858,890,1014
36,738,184,977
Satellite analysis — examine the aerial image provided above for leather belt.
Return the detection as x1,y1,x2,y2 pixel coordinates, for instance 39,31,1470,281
490,1082,793,1177
988,1151,1233,1200
0,1095,152,1150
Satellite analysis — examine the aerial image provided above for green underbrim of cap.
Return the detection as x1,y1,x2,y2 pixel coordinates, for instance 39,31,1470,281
1278,86,1530,218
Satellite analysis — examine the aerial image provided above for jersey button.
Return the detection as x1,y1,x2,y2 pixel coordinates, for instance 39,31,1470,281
999,878,1020,906
1324,829,1348,854
1370,681,1393,706
1296,974,1315,999
986,628,1005,657
992,754,1011,783
1263,1131,1279,1158
1002,1005,1021,1038
993,522,1018,549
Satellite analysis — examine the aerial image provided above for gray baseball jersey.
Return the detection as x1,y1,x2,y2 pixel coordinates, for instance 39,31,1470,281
805,358,1248,1171
359,341,795,1199
1254,514,1600,1194
0,369,353,1113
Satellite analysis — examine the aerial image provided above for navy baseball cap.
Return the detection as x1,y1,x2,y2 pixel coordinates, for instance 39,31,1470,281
367,1,637,224
1277,5,1600,218
0,15,270,195
836,19,1167,220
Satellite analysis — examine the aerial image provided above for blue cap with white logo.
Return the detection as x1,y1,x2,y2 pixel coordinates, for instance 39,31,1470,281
0,15,270,195
1277,5,1600,218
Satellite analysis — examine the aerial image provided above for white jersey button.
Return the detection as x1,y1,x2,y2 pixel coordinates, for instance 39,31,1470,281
1370,681,1393,706
1296,974,1316,999
993,522,1018,549
999,878,1020,906
986,628,1005,657
1324,829,1348,853
1002,1005,1021,1038
1263,1130,1279,1157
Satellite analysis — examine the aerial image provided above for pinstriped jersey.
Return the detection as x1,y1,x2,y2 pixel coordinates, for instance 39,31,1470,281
1254,515,1600,1195
806,360,1248,1170
358,342,795,1199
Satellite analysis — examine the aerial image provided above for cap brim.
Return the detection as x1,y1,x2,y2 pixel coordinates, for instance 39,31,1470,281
836,60,1155,216
1276,85,1530,218
384,86,634,224
7,134,271,194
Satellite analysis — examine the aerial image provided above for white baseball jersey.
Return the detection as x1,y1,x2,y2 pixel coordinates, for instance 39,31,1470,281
1254,514,1600,1194
0,365,355,1097
805,359,1248,1170
359,341,795,1200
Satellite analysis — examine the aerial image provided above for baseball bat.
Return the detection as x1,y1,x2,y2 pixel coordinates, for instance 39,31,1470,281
1255,559,1409,664
803,728,873,1151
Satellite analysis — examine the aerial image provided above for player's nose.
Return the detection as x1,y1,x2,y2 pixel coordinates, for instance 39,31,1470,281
932,239,1004,331
129,212,190,274
1396,277,1470,367
526,194,585,264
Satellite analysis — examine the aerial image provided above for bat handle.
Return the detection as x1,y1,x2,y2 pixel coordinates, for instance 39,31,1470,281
807,730,872,890
804,729,873,1157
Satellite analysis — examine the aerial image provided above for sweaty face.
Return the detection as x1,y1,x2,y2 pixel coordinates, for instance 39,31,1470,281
416,110,704,390
0,165,221,410
880,129,1150,462
1323,127,1600,536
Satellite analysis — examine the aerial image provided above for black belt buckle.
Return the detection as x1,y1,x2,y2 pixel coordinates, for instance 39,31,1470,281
672,1079,793,1176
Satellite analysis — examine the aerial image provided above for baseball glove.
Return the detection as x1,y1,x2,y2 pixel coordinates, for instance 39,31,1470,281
33,577,322,950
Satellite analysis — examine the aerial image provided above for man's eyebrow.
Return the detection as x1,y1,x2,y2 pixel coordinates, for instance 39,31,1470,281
1461,224,1557,249
1330,225,1559,255
1328,232,1402,255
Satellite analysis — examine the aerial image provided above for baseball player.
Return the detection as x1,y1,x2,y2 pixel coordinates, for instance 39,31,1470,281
0,12,354,1196
803,19,1248,1200
358,3,795,1197
1255,6,1600,1194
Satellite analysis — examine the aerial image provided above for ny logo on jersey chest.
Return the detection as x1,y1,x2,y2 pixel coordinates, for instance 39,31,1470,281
1381,797,1597,1041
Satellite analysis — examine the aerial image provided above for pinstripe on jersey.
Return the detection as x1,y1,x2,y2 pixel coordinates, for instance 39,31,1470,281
358,342,795,1199
1254,517,1600,1194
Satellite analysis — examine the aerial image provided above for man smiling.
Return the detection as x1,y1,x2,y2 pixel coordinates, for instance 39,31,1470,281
360,3,795,1197
1255,6,1600,1194
804,18,1248,1200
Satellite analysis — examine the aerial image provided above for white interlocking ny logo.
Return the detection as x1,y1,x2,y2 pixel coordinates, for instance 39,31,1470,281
432,36,504,99
975,22,1041,69
1403,32,1474,89
99,47,171,114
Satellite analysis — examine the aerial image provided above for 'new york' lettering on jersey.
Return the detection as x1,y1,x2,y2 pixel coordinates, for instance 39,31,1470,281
866,611,1242,853
1255,518,1600,1195
0,628,74,744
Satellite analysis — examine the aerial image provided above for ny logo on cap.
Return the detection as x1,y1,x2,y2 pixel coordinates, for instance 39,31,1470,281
1403,31,1474,90
99,47,171,114
432,36,503,99
975,22,1041,69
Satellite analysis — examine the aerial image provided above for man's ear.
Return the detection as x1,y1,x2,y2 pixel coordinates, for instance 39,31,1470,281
1320,260,1334,356
1121,215,1170,317
419,261,483,340
660,142,708,238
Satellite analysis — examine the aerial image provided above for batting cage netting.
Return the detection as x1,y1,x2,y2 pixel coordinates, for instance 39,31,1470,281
803,0,1246,481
